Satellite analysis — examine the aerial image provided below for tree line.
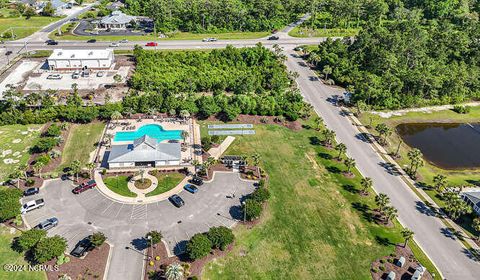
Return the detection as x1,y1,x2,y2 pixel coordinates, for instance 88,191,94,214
123,0,309,33
306,0,480,109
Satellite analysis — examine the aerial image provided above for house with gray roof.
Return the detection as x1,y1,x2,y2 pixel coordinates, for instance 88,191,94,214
461,191,480,215
97,10,136,30
107,135,181,168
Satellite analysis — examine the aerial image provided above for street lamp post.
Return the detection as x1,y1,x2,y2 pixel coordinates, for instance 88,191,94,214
242,201,246,222
147,235,153,260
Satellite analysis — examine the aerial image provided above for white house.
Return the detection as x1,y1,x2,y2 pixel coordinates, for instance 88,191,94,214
108,135,181,169
47,49,114,70
461,191,480,216
97,10,136,30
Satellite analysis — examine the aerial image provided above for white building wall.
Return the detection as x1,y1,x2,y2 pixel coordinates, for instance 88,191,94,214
109,162,135,168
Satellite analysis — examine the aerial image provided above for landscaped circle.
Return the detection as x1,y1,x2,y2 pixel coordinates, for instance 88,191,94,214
134,178,152,190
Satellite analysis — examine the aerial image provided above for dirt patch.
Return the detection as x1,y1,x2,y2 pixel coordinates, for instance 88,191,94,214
371,245,433,280
135,178,152,190
204,114,303,131
46,243,110,280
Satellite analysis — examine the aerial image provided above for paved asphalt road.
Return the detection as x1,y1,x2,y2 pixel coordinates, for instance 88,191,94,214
22,173,255,280
284,49,480,279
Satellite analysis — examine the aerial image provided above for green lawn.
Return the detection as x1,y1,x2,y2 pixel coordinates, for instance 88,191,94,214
0,226,46,280
0,16,61,40
103,175,137,197
59,122,105,171
146,172,185,197
50,30,269,42
202,119,440,279
289,26,359,38
359,108,480,238
0,124,42,181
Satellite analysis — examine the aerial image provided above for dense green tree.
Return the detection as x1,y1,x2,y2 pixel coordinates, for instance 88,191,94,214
243,199,262,221
33,235,67,264
14,229,46,252
206,226,235,251
90,232,107,247
186,233,212,260
146,230,162,246
0,188,23,221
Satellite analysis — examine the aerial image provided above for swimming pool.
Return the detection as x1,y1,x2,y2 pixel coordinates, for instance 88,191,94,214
113,124,183,143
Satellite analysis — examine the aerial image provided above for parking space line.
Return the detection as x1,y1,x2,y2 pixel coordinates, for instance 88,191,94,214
113,203,124,218
101,201,114,214
213,215,230,227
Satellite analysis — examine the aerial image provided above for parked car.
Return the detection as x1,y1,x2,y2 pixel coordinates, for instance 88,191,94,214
47,74,62,80
268,35,279,40
119,39,129,43
202,38,218,42
87,39,97,43
72,180,97,194
45,39,58,45
183,184,198,194
24,187,39,197
189,176,203,186
34,217,58,230
96,71,105,77
5,50,12,55
71,238,93,258
145,42,158,46
109,42,119,47
168,194,185,207
72,70,80,79
21,198,44,214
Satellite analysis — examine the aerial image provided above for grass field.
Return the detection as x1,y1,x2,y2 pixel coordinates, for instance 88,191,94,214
103,175,137,197
146,172,185,197
0,225,46,280
201,119,439,279
59,122,105,171
289,26,359,38
0,16,60,40
0,124,42,181
359,108,480,238
50,30,270,41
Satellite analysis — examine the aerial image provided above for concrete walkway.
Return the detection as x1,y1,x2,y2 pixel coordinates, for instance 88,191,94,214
94,170,190,204
127,172,158,199
207,136,235,160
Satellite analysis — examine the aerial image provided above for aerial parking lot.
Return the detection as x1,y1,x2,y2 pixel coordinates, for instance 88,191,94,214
21,172,255,279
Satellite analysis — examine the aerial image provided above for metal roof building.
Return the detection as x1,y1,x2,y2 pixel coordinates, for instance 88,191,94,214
47,49,114,70
108,135,181,168
98,11,136,29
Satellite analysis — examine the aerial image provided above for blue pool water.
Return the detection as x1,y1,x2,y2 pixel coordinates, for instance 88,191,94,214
113,124,183,142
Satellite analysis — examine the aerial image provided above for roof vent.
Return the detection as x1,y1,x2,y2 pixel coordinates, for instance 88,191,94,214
89,51,93,55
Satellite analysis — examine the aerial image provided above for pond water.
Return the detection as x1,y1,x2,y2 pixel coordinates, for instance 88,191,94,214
396,123,480,169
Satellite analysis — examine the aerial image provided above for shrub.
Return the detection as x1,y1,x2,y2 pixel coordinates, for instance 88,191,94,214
26,178,35,186
30,137,59,153
0,188,23,221
453,105,471,114
35,154,51,165
243,199,263,221
250,187,270,203
44,124,61,137
211,135,220,144
201,136,212,151
206,226,234,251
185,233,212,260
14,229,46,252
380,259,385,263
90,232,107,247
56,254,70,265
379,265,385,271
146,230,162,246
102,168,107,175
33,235,67,264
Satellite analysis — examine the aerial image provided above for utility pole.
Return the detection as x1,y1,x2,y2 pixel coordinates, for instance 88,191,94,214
242,201,246,222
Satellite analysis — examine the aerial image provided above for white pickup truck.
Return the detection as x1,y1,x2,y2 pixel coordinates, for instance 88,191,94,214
21,199,45,214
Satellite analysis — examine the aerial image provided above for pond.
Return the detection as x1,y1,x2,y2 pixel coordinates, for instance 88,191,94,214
396,123,480,169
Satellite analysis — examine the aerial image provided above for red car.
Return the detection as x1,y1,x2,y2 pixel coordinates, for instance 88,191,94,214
72,180,97,194
145,42,158,47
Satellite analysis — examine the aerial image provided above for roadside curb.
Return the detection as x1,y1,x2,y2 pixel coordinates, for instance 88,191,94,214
103,241,114,280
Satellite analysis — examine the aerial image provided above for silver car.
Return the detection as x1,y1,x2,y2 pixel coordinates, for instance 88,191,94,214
35,217,58,230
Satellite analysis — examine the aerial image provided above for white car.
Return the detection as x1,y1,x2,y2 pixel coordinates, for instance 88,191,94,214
202,38,218,42
47,74,62,80
96,71,105,77
119,39,128,43
109,42,119,47
21,199,44,214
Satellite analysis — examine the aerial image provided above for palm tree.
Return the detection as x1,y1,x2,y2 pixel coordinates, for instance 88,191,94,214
344,157,356,174
181,130,189,143
251,153,261,177
360,177,373,195
321,129,335,147
407,148,424,176
375,123,391,145
203,157,216,176
179,110,190,119
69,160,82,182
375,193,390,213
313,117,323,131
9,169,23,188
472,217,480,241
33,161,45,178
335,143,347,160
322,65,332,80
165,263,184,280
384,205,398,223
433,174,447,193
443,191,472,220
136,168,146,183
401,228,414,248
308,52,321,67
110,111,122,123
86,162,96,178
19,163,28,181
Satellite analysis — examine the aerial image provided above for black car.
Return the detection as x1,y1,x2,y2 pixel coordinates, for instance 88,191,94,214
87,39,97,43
268,35,279,40
45,40,58,45
168,194,185,208
5,50,12,55
24,187,39,196
189,177,203,186
71,238,93,258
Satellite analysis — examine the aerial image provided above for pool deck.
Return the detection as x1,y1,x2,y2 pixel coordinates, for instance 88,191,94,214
96,117,201,169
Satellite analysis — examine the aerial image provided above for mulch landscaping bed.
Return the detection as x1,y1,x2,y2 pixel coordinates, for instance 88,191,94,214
371,245,433,280
135,178,153,189
46,243,110,280
144,242,234,280
205,114,302,131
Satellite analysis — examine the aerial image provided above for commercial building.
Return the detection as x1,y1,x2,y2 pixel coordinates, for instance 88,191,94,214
107,135,181,168
97,10,136,30
47,49,114,70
